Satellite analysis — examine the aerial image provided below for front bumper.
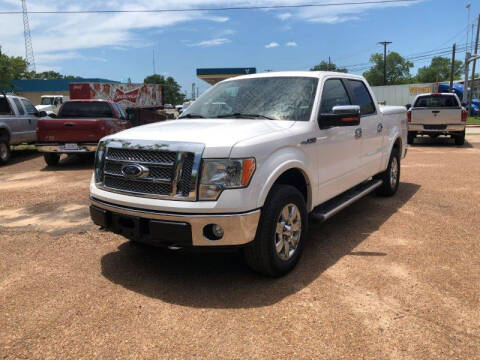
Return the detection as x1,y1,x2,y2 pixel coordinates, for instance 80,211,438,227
90,197,260,247
36,143,98,153
408,124,466,133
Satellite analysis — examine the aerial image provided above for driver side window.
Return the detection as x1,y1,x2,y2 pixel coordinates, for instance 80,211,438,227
320,79,351,114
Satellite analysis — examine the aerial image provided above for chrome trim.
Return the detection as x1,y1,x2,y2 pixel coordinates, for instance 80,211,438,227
95,139,204,202
36,144,97,153
90,197,261,246
171,152,186,197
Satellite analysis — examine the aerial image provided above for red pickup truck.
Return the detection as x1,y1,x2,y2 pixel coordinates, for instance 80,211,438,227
36,99,130,166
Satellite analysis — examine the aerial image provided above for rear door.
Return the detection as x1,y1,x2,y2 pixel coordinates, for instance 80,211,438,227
345,79,384,176
411,94,462,125
11,98,30,143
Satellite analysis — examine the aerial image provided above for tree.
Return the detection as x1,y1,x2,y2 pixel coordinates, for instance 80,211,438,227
311,60,347,73
144,74,185,105
414,56,463,83
363,51,413,86
0,54,28,91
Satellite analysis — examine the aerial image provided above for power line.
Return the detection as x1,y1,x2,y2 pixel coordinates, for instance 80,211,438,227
0,0,420,15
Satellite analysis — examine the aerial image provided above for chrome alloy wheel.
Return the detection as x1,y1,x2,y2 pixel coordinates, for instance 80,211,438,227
390,156,399,189
274,203,302,261
0,143,8,161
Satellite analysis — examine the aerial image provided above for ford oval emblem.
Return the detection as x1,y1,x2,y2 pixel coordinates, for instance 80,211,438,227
121,164,150,179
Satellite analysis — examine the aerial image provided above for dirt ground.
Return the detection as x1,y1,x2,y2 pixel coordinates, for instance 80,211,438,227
1,132,479,359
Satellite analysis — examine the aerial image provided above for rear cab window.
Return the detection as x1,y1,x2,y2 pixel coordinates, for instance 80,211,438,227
346,80,376,115
59,101,114,118
414,95,460,108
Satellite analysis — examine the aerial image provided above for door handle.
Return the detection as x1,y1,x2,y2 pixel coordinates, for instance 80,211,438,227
355,128,362,138
377,123,383,132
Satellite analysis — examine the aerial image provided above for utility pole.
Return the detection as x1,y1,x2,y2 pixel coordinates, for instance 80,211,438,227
152,49,156,75
378,41,392,86
191,82,196,100
468,15,479,115
328,56,332,71
449,43,456,92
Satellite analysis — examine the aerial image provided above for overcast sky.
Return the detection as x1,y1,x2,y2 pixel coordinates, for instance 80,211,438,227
0,0,478,97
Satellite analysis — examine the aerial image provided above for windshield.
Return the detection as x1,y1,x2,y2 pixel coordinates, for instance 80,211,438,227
41,97,54,105
180,76,318,121
58,102,114,118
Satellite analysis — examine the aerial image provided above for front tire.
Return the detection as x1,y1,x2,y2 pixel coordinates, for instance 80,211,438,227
0,140,11,165
454,131,465,146
375,148,400,197
243,184,308,277
44,153,60,166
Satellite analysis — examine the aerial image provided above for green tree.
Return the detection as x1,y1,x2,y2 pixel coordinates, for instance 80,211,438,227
414,56,463,83
311,60,347,72
144,74,185,105
0,54,28,91
363,51,414,86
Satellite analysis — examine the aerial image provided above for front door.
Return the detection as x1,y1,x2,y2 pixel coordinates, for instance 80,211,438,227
314,78,364,204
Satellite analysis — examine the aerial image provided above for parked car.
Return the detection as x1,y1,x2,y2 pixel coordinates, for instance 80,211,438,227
0,95,46,165
407,93,467,145
35,95,69,117
89,71,407,276
36,99,130,166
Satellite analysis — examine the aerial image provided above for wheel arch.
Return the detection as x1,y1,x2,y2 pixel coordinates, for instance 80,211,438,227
0,125,11,142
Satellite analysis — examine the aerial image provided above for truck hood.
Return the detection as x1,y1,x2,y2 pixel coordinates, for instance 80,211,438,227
107,119,295,157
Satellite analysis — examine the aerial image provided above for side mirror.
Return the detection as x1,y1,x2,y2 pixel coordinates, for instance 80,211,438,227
461,102,467,107
318,105,361,129
48,113,57,118
36,111,47,117
405,104,411,110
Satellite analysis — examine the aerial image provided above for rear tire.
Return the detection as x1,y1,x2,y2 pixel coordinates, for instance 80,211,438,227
375,148,400,197
243,184,308,277
454,131,465,146
407,131,415,144
44,153,60,166
0,140,11,165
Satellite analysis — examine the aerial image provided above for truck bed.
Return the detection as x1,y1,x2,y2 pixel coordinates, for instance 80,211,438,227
37,118,108,143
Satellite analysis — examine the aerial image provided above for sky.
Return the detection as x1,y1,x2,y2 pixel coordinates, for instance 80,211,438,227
0,0,479,98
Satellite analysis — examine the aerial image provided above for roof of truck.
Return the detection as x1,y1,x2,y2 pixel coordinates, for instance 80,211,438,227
224,71,365,83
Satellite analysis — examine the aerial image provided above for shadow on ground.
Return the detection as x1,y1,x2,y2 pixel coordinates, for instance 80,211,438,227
40,154,94,171
101,182,420,309
7,148,41,166
411,135,473,148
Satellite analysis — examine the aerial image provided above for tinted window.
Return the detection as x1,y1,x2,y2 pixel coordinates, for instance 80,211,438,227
414,95,459,108
21,99,37,114
114,103,126,119
347,80,375,115
59,102,114,118
181,77,318,121
320,79,351,113
13,98,25,115
0,97,12,115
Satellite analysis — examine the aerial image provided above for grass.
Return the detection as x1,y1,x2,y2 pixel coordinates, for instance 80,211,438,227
467,117,480,124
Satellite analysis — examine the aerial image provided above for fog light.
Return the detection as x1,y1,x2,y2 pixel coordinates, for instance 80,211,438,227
203,224,224,241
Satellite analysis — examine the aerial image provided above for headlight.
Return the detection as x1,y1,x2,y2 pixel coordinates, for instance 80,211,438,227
94,140,107,184
199,158,256,200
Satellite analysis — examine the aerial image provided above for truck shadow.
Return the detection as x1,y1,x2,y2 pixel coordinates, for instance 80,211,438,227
40,154,94,171
8,148,41,166
100,182,420,309
411,136,473,148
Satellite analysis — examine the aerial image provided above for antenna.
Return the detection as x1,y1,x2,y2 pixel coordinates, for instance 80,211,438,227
152,49,156,74
21,0,36,72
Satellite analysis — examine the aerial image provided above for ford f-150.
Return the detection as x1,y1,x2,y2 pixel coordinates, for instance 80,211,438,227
89,71,407,276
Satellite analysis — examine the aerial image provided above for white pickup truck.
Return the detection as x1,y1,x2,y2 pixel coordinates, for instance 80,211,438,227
0,95,47,165
89,72,407,276
407,93,467,145
35,95,69,117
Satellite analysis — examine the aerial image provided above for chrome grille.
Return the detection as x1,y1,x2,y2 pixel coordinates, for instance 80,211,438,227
100,145,201,201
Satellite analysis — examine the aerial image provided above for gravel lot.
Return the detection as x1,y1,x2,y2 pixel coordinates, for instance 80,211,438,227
1,131,479,359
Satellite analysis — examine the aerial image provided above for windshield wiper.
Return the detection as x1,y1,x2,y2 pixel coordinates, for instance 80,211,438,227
216,113,275,120
179,113,204,119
